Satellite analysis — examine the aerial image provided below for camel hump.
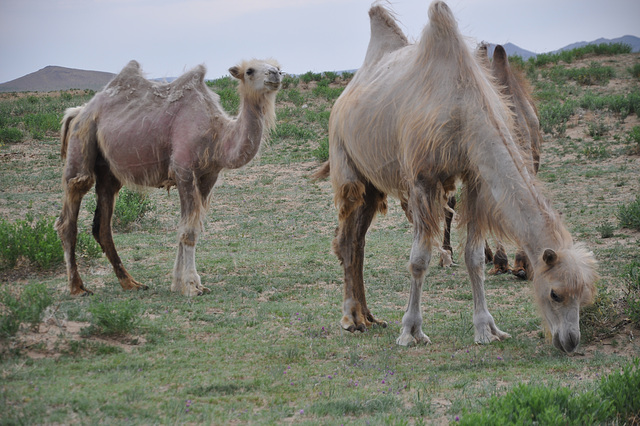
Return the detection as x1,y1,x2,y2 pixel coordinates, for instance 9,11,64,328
172,64,207,88
105,60,149,91
493,45,509,67
364,3,409,66
427,1,458,35
491,45,511,85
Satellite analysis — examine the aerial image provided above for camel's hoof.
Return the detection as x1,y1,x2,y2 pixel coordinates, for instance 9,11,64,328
396,333,417,347
513,270,527,280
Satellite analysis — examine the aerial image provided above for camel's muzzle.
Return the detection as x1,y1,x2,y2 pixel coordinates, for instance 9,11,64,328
553,330,580,354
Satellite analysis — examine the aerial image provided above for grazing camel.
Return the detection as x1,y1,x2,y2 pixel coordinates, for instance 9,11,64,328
56,59,282,296
444,43,543,280
320,1,598,353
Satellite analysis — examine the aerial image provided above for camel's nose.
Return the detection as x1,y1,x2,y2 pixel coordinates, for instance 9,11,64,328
553,330,580,353
268,69,282,80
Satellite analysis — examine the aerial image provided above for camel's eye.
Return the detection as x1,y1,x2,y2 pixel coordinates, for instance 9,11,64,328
550,290,563,303
246,68,254,76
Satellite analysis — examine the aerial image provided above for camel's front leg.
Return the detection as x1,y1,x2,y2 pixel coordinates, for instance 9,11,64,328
397,237,432,346
466,223,511,344
172,173,216,296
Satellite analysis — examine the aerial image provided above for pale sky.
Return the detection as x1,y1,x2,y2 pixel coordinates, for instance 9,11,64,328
1,0,638,83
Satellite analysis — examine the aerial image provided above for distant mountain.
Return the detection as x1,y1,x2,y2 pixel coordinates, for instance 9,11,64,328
485,35,640,61
555,35,640,54
0,66,115,93
484,42,538,60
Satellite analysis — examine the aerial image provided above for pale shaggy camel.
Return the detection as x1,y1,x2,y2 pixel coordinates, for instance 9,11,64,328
57,59,282,296
321,1,598,353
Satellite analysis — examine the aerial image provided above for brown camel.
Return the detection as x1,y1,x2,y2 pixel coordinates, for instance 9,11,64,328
57,59,282,296
319,1,598,353
443,43,543,280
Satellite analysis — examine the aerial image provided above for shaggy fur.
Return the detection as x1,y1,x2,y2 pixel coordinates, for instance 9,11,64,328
322,1,598,353
56,59,282,296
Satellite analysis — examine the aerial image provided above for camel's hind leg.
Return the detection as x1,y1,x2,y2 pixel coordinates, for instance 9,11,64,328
57,177,94,295
333,180,388,332
93,155,148,291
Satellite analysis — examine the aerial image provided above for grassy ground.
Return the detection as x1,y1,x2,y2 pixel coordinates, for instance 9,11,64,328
1,50,639,424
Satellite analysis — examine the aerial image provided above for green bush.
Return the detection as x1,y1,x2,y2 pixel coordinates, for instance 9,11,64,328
207,77,240,115
629,63,640,79
626,125,640,154
617,196,640,231
300,71,323,84
113,188,155,232
0,127,23,145
0,283,53,338
0,215,64,269
85,298,143,336
598,358,640,423
459,358,640,425
312,137,329,162
538,100,576,135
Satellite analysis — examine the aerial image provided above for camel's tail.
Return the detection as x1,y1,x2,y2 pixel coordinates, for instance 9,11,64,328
60,106,83,160
311,161,330,180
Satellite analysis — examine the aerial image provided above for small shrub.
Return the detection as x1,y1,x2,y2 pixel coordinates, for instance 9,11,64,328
458,382,613,425
595,221,615,238
85,299,143,336
112,188,155,232
0,283,52,338
625,125,640,155
300,71,322,84
539,100,576,135
580,284,619,343
0,127,23,145
312,137,329,162
0,215,64,269
598,358,640,424
77,232,103,259
617,196,640,231
629,63,640,79
280,75,299,89
586,121,609,138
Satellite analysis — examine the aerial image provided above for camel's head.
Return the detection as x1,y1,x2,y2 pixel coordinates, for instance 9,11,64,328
532,244,598,354
229,59,283,95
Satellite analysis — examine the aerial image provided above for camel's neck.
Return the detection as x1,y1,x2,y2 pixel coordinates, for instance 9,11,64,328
473,137,570,263
220,100,268,170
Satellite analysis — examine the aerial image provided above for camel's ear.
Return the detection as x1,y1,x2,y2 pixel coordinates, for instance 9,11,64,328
229,66,243,81
542,249,558,267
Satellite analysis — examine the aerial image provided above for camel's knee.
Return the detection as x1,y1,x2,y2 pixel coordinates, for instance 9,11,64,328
334,181,365,220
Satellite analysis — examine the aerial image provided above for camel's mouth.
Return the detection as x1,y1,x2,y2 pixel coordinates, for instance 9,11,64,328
264,81,281,90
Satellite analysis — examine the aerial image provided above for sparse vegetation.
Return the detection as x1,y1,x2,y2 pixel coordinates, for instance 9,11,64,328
0,283,52,337
618,196,640,231
0,215,63,269
84,298,143,337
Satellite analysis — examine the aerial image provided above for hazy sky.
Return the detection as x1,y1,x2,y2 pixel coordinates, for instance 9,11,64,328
1,0,638,83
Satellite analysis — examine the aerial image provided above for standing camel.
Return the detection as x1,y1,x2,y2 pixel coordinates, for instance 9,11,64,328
57,59,282,296
443,43,543,280
321,1,597,353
